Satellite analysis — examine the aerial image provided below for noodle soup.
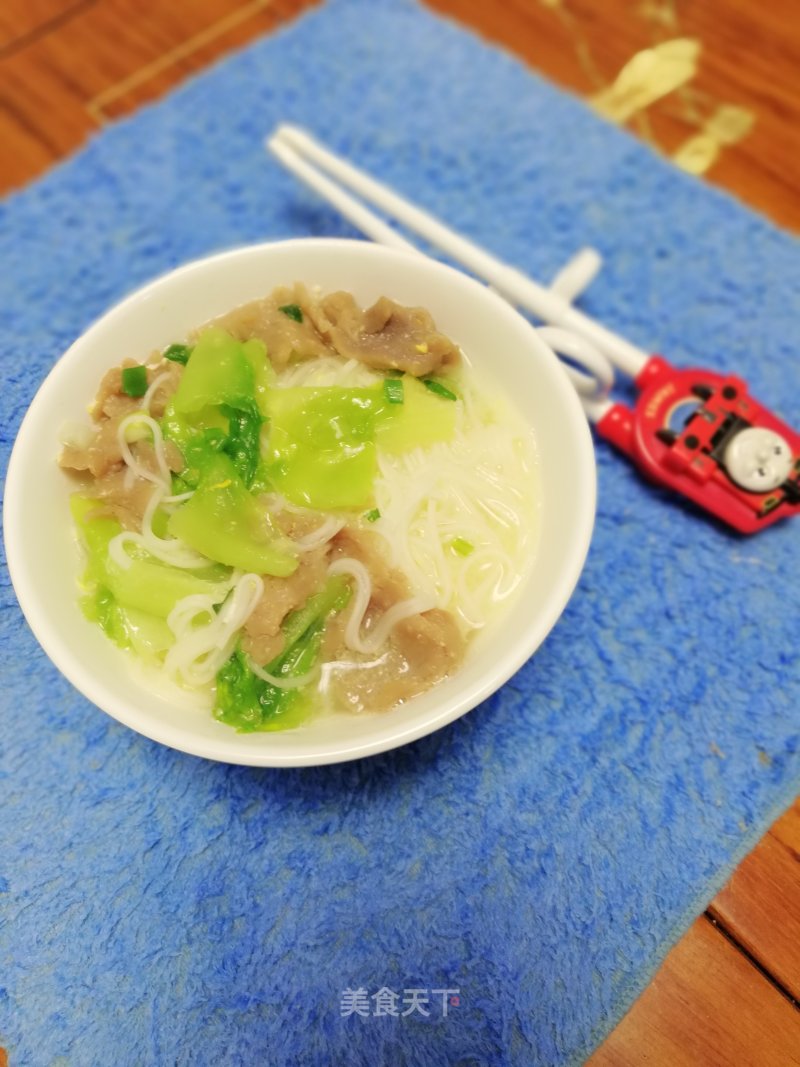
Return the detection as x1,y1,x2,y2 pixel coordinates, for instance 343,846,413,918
59,283,538,733
7,238,595,765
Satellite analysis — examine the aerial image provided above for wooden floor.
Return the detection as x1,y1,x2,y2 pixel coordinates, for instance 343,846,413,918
2,2,799,1064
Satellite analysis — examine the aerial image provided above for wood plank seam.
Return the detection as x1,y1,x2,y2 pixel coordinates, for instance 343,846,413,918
0,92,64,154
0,0,97,61
771,834,800,866
705,912,800,1011
85,0,280,124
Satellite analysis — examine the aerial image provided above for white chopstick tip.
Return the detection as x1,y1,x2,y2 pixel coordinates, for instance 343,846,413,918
264,123,421,254
262,122,650,379
277,123,312,147
266,123,312,155
266,135,291,163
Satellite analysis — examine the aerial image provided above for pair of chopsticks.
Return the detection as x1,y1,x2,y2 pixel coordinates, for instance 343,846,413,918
267,126,800,537
266,124,651,418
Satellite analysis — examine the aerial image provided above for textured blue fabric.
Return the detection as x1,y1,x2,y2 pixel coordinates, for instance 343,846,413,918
1,1,799,1064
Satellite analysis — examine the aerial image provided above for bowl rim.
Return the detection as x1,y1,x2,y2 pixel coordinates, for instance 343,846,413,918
3,237,596,766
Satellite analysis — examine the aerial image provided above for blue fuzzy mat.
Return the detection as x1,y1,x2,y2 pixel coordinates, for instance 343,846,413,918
2,1,799,1063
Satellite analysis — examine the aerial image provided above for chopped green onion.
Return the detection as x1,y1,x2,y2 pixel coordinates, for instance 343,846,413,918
364,508,381,523
164,343,193,365
449,536,475,557
422,378,458,401
383,378,405,405
121,365,148,398
279,304,303,323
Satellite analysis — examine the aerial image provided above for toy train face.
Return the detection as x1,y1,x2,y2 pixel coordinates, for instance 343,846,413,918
720,426,794,493
656,383,799,497
628,361,800,533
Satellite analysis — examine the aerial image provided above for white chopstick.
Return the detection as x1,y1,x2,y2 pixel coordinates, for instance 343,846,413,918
269,133,419,255
266,124,649,381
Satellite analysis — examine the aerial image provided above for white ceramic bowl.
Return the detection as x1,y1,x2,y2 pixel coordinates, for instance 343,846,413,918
4,238,595,766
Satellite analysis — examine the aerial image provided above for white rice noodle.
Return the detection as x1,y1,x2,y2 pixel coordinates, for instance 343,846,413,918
372,405,536,631
291,515,346,552
276,355,381,389
246,656,319,691
327,557,434,655
260,492,304,517
318,651,390,698
261,492,330,522
141,371,171,416
454,547,520,630
107,531,141,571
261,492,346,553
167,593,220,634
106,487,210,571
117,412,172,491
363,594,436,651
327,558,371,651
165,573,264,687
140,487,210,568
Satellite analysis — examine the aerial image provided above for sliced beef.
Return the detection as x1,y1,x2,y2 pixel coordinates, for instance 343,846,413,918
212,284,461,377
318,291,461,376
330,525,412,610
62,438,184,528
322,606,465,713
92,361,142,420
241,546,329,665
146,361,184,418
90,469,157,530
324,525,466,711
272,507,329,543
60,411,130,478
393,608,465,680
61,358,184,479
213,283,332,367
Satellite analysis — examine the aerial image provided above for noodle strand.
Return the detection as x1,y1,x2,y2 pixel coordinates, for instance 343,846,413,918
327,557,434,654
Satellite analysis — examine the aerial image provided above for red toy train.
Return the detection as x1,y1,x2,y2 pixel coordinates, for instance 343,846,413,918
596,356,800,534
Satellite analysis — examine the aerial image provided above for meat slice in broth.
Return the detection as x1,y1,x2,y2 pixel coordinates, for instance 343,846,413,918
318,291,461,376
242,545,329,666
60,357,184,493
213,283,331,367
321,606,465,713
329,525,412,609
60,411,133,479
89,441,184,529
213,284,462,377
323,525,466,711
92,362,143,420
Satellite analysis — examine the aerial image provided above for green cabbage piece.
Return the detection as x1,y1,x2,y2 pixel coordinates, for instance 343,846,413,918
241,336,275,416
263,378,458,509
164,327,457,506
166,455,297,576
165,329,267,489
264,386,382,509
70,495,231,651
172,327,256,414
374,375,457,453
82,586,173,657
214,574,351,732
